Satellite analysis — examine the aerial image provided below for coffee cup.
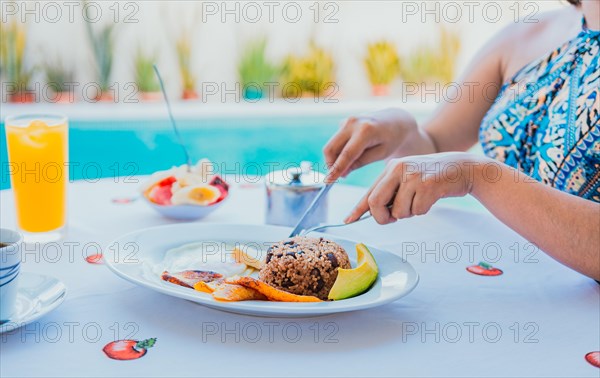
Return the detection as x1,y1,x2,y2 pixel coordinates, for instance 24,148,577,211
0,229,22,322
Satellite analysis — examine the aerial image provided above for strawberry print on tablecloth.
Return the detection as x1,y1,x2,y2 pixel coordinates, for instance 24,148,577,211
103,338,157,361
585,351,600,368
466,262,503,276
85,253,104,264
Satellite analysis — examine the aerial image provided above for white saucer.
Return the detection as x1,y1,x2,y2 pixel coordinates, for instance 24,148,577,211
0,272,67,334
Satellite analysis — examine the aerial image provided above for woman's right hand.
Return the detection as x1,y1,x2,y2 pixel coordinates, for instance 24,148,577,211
323,108,431,183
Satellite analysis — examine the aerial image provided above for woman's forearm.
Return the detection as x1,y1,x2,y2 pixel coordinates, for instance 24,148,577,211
365,108,439,158
396,124,438,157
470,158,600,280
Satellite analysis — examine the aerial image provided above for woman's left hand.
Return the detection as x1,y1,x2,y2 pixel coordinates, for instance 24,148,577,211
346,152,483,224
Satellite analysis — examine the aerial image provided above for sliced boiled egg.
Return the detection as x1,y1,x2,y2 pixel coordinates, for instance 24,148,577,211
171,185,222,206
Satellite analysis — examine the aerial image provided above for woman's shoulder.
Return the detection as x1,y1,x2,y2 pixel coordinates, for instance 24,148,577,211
504,8,578,42
489,7,581,83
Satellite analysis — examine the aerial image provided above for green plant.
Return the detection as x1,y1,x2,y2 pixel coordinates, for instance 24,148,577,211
364,40,400,86
44,60,75,93
0,21,34,91
176,33,196,92
134,49,160,92
437,26,462,84
84,1,115,91
280,42,335,97
401,26,461,84
237,37,279,93
401,48,436,84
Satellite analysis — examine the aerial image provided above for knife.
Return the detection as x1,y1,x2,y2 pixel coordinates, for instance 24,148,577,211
289,184,333,237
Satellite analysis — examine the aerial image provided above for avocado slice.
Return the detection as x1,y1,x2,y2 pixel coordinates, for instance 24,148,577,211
328,243,379,300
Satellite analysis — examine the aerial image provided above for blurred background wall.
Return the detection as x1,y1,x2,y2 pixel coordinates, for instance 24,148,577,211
5,0,567,101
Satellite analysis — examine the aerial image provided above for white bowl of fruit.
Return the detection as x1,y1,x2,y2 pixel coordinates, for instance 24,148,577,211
141,159,229,220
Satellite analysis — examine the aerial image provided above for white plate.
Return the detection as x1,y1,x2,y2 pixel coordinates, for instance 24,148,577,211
0,273,67,333
104,224,419,317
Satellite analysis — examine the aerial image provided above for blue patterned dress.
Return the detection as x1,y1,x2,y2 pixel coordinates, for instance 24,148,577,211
480,19,600,202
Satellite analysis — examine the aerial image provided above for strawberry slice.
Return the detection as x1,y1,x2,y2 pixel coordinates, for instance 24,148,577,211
466,262,503,276
157,176,177,187
209,175,229,192
145,176,177,205
208,176,229,203
213,185,228,203
147,184,173,205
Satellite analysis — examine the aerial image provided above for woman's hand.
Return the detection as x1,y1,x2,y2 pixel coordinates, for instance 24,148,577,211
346,153,481,224
323,108,434,183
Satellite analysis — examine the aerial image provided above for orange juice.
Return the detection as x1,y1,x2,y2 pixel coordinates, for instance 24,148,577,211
5,115,68,239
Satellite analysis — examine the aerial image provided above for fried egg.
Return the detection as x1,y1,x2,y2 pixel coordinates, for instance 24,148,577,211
158,242,247,278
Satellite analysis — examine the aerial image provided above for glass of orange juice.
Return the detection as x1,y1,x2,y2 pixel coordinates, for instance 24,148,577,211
4,114,68,243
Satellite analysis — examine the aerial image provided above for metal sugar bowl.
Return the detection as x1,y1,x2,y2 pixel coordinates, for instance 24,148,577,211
265,162,327,228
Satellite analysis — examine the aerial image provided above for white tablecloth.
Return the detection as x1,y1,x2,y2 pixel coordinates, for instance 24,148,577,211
1,178,598,377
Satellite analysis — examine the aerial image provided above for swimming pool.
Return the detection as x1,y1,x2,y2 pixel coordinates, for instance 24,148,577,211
0,116,385,190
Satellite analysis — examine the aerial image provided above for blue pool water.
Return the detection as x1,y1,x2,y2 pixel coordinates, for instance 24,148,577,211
0,117,385,190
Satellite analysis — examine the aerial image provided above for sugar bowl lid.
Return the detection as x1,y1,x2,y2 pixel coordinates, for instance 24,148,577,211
265,162,326,190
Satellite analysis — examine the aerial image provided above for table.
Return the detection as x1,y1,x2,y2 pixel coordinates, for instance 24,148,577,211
1,178,599,377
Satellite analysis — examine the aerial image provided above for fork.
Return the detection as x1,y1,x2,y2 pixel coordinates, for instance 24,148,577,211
300,211,375,236
300,204,395,235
